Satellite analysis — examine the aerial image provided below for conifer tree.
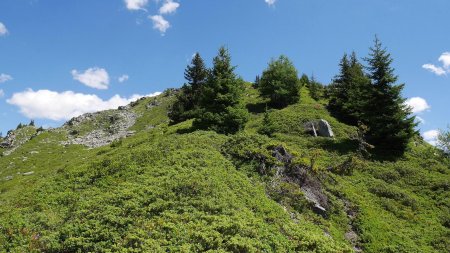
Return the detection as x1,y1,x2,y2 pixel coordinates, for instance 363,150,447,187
169,53,208,124
328,52,370,125
299,74,310,88
193,47,248,134
363,37,416,151
258,55,300,108
308,75,324,101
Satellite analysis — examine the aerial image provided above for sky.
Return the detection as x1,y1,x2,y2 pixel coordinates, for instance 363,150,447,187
0,0,449,144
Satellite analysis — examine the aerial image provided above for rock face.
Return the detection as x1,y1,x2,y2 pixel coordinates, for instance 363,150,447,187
271,145,329,215
304,119,334,138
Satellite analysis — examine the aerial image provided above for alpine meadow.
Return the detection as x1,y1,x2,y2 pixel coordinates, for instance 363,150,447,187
0,1,449,252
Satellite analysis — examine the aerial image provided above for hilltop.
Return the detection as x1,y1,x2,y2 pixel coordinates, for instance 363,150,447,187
0,84,448,252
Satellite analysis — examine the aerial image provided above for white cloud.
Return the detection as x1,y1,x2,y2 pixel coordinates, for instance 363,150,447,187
405,97,430,113
0,89,4,97
71,67,110,90
438,52,450,69
423,52,450,76
7,89,161,121
0,73,13,83
423,129,439,146
159,0,180,14
265,0,277,6
118,74,129,83
125,0,148,11
422,64,446,76
149,15,170,34
0,22,8,36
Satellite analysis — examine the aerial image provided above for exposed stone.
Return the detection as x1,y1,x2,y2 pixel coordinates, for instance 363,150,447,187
304,119,334,138
270,145,329,215
62,110,137,148
22,171,34,176
146,100,161,109
318,119,334,137
4,176,13,181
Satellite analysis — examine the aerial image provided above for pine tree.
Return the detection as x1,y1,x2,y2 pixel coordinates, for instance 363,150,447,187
363,37,417,151
299,74,310,88
193,47,248,134
308,75,324,101
258,108,276,137
29,120,35,126
169,53,208,124
328,52,370,125
258,55,300,108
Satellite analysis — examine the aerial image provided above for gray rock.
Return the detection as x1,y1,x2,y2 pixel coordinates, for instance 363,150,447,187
317,119,334,137
4,176,13,181
22,171,34,176
62,110,137,148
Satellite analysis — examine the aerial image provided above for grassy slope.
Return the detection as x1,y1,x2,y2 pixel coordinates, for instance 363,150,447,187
0,85,448,252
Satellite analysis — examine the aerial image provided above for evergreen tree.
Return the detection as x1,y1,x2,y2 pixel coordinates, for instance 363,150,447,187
193,47,248,134
308,75,324,101
328,52,371,125
258,55,300,108
29,119,35,126
299,74,310,88
258,108,276,137
253,75,260,88
169,53,208,124
363,37,417,151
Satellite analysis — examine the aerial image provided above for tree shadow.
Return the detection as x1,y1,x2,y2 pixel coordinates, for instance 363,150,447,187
313,138,359,156
246,102,268,114
314,137,405,162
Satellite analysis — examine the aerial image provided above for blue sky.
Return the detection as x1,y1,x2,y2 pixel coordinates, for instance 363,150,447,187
0,0,449,143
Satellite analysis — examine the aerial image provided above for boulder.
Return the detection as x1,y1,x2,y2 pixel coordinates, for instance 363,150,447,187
317,119,334,137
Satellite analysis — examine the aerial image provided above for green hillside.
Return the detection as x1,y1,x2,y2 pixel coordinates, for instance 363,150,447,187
0,86,448,252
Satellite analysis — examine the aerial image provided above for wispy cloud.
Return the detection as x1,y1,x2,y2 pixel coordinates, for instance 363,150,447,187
71,67,110,90
0,22,8,36
0,73,13,83
0,89,4,98
423,52,450,76
423,129,439,146
149,15,170,34
159,0,180,14
7,89,161,121
118,74,129,83
265,0,277,6
124,0,148,11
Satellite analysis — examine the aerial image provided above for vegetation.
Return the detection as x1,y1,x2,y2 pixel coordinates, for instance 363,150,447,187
192,47,249,134
258,55,300,108
169,53,208,124
437,126,450,155
1,42,448,252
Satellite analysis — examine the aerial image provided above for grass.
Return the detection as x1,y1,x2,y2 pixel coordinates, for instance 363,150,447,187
0,84,448,252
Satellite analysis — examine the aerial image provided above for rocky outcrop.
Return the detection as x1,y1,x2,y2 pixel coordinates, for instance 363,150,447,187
62,110,137,148
304,119,334,138
1,127,41,156
271,146,329,215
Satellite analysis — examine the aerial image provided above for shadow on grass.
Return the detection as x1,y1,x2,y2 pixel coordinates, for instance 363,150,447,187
246,102,268,114
314,137,405,162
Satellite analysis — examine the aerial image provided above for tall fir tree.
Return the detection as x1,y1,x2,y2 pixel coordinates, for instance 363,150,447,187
258,55,300,108
193,47,248,134
169,53,208,124
328,52,371,125
363,37,417,151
